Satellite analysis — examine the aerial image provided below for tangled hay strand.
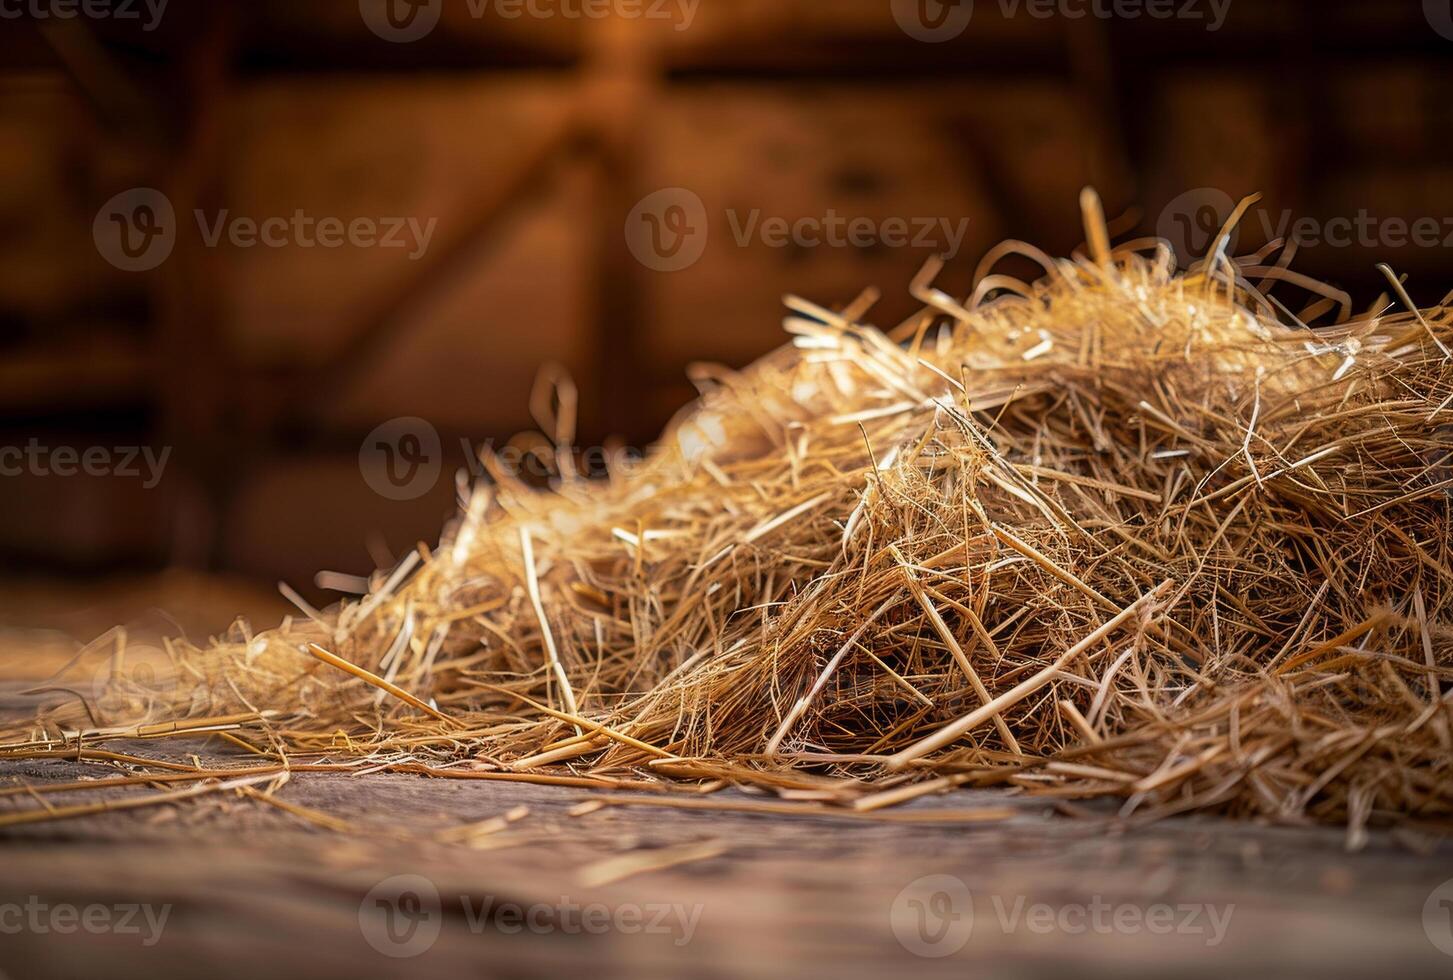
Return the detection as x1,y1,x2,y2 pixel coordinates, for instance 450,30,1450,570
8,192,1453,837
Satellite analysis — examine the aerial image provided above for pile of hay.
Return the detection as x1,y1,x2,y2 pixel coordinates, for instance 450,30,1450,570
12,192,1453,836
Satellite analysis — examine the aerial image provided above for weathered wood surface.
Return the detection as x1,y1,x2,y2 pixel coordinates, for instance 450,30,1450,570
1,717,1451,978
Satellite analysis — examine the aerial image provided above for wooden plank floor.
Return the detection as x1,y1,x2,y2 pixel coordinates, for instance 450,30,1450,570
1,581,1449,978
2,729,1451,979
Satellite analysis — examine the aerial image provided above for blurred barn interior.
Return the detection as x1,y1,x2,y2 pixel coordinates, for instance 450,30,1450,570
2,0,1451,624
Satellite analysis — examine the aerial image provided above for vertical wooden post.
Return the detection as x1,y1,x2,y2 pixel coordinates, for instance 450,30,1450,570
582,16,661,443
